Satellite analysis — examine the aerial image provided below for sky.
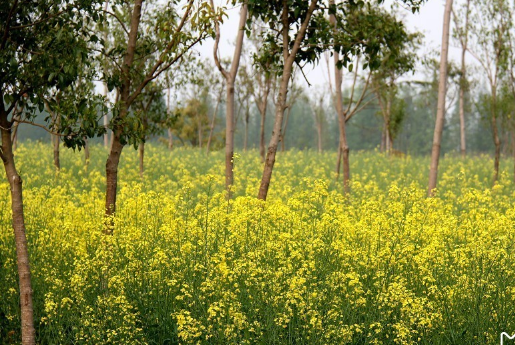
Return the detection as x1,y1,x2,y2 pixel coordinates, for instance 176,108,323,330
195,0,465,91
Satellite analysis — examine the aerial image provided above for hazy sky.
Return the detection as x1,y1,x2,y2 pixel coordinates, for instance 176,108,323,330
196,0,462,91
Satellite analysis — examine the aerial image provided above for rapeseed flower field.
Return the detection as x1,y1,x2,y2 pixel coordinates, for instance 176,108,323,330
1,142,515,344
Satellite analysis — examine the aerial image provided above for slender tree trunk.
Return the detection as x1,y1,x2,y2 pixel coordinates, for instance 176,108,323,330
212,1,247,192
385,96,392,154
456,0,469,158
491,90,500,184
12,123,19,151
104,0,142,220
257,0,317,200
139,141,144,178
459,50,467,158
334,55,350,192
428,0,453,196
105,134,124,222
11,107,21,151
225,80,236,189
168,129,173,150
330,0,349,192
54,135,60,170
0,106,35,345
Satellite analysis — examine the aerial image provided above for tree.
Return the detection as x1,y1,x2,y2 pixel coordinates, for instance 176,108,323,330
0,1,105,343
100,0,216,222
465,0,510,186
452,0,471,158
211,0,248,194
253,0,320,200
428,0,454,196
172,96,212,146
331,1,419,190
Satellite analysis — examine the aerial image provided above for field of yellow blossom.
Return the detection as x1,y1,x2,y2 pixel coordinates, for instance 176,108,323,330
1,142,515,344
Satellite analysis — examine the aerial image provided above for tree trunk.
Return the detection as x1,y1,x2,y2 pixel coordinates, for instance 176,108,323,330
168,128,173,150
459,48,467,158
53,135,60,170
0,107,35,345
212,1,247,192
330,0,349,193
257,0,317,200
139,141,144,178
104,0,142,220
456,0,470,158
105,134,124,224
333,52,350,192
385,96,392,154
225,80,236,189
491,90,500,185
428,0,453,196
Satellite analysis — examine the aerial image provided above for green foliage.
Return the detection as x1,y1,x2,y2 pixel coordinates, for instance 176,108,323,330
1,0,106,148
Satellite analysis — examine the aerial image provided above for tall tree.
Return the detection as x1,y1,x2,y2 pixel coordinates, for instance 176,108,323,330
452,0,471,158
466,0,510,186
100,0,216,221
0,1,105,343
428,0,454,196
211,0,248,193
254,0,320,200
